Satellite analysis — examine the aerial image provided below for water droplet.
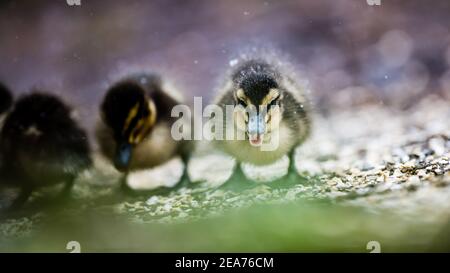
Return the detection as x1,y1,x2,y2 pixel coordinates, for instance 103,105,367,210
229,59,238,66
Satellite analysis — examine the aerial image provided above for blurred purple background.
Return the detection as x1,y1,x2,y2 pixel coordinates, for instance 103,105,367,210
0,0,449,128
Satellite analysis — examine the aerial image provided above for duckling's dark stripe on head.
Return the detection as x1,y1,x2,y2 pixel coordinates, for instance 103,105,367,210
240,75,278,105
232,60,279,105
122,105,141,138
122,102,140,133
101,81,148,138
123,101,151,141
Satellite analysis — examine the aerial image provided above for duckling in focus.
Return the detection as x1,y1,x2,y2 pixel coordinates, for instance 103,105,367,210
0,93,92,209
213,56,311,173
95,74,190,190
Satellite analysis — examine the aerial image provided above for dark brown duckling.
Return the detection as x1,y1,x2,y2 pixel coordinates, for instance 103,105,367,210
0,92,92,209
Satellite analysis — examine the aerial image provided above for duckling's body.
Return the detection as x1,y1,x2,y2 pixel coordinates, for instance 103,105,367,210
0,93,92,208
96,74,190,175
214,56,311,168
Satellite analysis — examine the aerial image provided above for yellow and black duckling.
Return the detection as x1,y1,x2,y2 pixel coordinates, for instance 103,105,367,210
0,92,92,209
95,74,190,190
214,56,311,173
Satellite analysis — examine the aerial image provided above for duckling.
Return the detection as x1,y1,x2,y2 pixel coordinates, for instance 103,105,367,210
0,92,92,209
95,74,190,189
213,56,311,173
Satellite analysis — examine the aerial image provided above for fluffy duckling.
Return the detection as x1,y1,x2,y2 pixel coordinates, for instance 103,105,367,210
0,93,92,208
95,74,190,187
214,57,311,172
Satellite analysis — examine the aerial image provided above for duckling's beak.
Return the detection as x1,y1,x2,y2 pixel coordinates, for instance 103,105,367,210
247,111,266,147
114,142,132,171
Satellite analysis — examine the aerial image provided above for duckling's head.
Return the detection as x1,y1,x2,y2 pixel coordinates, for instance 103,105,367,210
0,83,13,115
231,65,283,147
101,81,157,171
3,93,74,140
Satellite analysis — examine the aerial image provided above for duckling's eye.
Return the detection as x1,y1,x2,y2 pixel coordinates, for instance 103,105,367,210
132,126,143,140
237,97,247,107
268,96,280,109
236,89,249,107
